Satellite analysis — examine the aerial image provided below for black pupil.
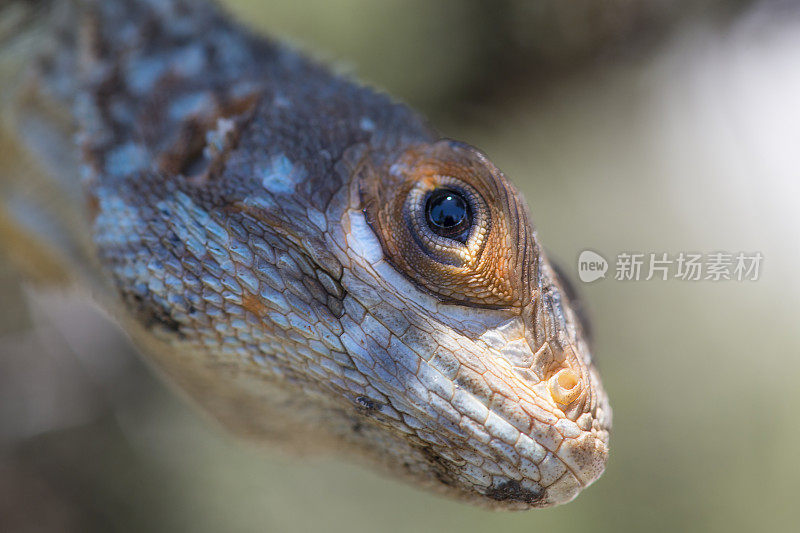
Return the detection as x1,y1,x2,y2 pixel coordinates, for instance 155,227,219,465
425,189,470,241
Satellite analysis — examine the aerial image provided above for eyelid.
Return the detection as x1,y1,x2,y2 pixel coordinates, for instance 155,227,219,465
359,140,531,308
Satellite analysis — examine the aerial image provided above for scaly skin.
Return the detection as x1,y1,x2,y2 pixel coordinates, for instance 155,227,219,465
0,0,611,509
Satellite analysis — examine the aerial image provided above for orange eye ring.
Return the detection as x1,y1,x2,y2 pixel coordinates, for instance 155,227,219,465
359,140,534,308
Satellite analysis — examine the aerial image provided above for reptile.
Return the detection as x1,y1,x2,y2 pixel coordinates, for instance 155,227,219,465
0,0,611,509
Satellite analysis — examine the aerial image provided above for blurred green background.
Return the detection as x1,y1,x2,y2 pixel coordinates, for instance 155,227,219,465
1,1,798,531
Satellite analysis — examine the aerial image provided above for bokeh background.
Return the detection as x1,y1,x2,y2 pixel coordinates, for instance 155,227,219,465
2,1,799,531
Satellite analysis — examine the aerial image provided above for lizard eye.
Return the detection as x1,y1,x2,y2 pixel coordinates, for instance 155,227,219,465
403,178,488,267
425,189,471,243
361,140,535,307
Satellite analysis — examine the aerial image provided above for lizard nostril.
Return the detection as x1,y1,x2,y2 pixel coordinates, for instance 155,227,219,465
549,369,582,405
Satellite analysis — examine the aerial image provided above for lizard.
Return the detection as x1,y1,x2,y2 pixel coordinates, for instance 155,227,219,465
0,0,611,509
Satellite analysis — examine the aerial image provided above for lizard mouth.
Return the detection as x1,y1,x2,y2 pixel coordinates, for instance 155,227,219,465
433,311,611,507
449,343,611,507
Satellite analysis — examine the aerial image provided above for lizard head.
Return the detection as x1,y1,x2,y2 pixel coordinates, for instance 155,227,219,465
90,112,610,510
344,139,612,508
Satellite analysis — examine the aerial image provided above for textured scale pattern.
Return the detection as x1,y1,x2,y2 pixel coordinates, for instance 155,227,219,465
1,0,611,509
